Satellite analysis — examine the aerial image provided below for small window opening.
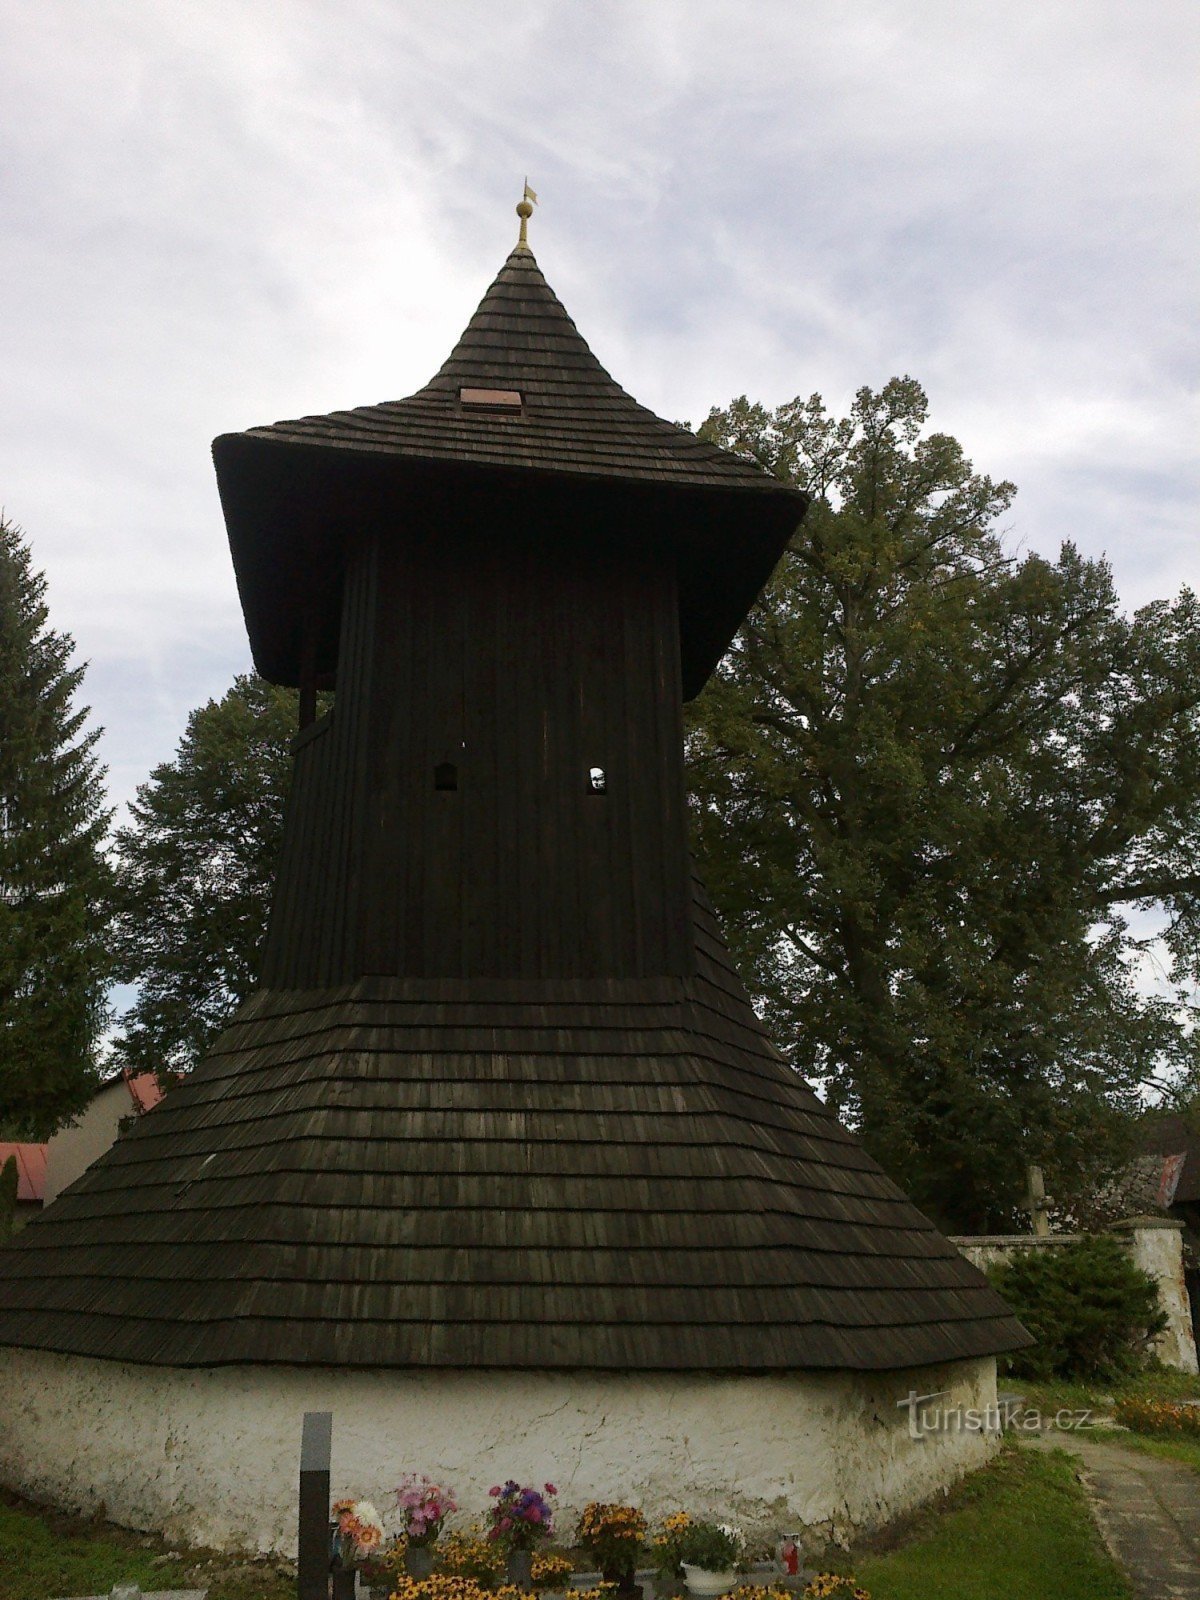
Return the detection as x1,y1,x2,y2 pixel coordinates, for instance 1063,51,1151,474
459,386,523,412
435,762,458,791
588,766,607,794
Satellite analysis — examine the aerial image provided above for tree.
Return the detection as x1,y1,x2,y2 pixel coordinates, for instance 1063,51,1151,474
989,1236,1166,1381
0,518,113,1137
109,673,310,1076
688,380,1200,1232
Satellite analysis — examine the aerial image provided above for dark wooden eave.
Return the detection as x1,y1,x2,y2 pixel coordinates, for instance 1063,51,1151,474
212,246,805,700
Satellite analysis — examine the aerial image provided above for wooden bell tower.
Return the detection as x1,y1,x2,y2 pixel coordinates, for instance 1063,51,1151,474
0,202,1030,1379
213,211,803,989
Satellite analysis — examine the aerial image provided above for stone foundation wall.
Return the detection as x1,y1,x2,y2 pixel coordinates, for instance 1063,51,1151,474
0,1349,999,1555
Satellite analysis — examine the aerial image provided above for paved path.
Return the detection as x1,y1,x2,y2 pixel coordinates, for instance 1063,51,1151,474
1027,1433,1199,1598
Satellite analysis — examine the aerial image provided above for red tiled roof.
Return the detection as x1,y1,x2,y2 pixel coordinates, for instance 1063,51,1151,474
125,1073,163,1115
0,1143,48,1204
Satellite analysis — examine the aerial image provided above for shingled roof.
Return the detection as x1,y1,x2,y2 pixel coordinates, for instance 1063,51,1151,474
212,242,804,697
0,877,1028,1370
0,221,1028,1375
236,244,781,489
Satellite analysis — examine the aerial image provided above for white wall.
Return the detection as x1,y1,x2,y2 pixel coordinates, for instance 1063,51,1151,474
1114,1218,1199,1375
0,1349,999,1556
43,1080,128,1204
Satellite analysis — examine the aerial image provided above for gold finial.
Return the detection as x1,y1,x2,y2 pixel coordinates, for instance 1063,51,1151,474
516,178,538,249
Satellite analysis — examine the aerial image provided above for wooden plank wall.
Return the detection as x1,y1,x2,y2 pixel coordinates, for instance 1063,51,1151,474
262,518,693,985
359,520,692,979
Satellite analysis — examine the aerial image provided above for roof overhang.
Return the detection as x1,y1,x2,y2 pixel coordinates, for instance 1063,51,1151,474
213,431,806,701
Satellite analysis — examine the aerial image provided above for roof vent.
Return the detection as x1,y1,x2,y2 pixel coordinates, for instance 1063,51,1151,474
459,387,523,412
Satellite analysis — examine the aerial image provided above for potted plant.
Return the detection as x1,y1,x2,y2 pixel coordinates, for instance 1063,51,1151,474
532,1551,575,1590
437,1529,505,1586
396,1474,460,1577
576,1502,648,1595
486,1480,558,1590
331,1498,386,1600
674,1520,744,1598
651,1511,692,1596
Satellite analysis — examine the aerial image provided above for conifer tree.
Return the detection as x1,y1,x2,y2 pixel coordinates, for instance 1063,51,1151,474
0,518,112,1137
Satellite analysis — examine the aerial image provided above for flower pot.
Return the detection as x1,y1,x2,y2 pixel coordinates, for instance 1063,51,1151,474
602,1565,640,1597
330,1564,357,1600
506,1548,534,1591
406,1543,437,1579
681,1565,738,1598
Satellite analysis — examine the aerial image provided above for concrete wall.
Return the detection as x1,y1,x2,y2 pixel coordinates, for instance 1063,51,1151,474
1113,1217,1199,1374
0,1349,999,1556
952,1219,1199,1375
43,1080,128,1204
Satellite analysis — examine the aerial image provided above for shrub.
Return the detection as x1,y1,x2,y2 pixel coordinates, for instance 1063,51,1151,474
1115,1397,1200,1436
990,1235,1166,1381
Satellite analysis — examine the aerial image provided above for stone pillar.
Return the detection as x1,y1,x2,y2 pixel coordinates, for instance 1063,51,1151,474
1113,1216,1199,1375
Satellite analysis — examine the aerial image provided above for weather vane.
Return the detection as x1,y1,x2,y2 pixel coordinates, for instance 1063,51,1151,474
516,178,538,249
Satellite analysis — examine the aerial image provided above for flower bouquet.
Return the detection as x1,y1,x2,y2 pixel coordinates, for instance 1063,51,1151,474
487,1481,558,1590
577,1502,647,1595
331,1498,386,1599
396,1474,459,1576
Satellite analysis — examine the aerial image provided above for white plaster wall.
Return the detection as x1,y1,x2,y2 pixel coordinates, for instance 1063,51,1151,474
43,1080,127,1204
1117,1220,1199,1375
0,1348,998,1556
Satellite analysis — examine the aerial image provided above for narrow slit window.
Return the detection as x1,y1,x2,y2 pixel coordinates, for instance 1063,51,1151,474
588,766,607,794
435,762,458,791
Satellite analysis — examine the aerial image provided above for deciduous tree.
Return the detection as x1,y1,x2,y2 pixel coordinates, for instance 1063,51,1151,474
109,673,309,1076
688,381,1200,1231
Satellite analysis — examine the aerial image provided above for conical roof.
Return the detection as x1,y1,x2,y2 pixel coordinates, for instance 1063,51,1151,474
213,243,805,697
236,244,783,490
0,879,1029,1369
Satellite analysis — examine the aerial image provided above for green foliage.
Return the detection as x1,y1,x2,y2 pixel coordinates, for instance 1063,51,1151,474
990,1236,1166,1381
109,673,315,1075
0,519,112,1138
0,1490,293,1600
689,380,1200,1231
675,1521,743,1571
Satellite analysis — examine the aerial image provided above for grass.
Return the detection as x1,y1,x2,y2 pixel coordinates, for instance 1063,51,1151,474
1006,1367,1200,1416
820,1445,1130,1600
0,1448,1130,1600
1090,1425,1200,1475
0,1488,293,1600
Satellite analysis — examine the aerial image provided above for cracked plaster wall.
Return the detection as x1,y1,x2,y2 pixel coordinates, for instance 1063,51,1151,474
0,1348,998,1555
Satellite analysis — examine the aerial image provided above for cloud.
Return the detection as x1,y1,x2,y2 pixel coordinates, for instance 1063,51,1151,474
1,0,1195,814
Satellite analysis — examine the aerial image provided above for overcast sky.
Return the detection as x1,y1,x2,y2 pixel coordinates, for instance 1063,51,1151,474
2,0,1197,820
